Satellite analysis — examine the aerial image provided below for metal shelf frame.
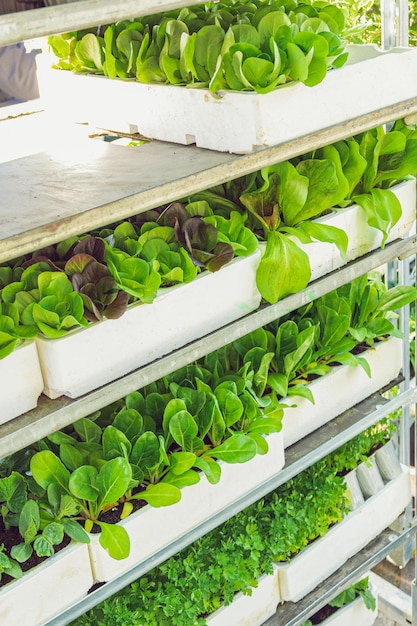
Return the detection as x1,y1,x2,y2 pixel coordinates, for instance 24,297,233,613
1,1,416,624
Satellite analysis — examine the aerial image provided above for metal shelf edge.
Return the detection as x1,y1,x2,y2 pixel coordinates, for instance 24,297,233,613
0,0,207,46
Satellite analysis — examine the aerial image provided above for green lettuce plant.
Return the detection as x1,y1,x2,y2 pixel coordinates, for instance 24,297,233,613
188,121,417,304
238,158,349,303
301,576,376,625
0,302,37,359
193,272,416,421
48,0,348,93
29,451,132,560
1,263,89,339
67,448,349,626
296,120,417,245
0,470,90,566
0,545,21,584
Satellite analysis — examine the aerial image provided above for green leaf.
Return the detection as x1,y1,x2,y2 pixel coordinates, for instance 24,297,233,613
258,11,291,48
0,472,27,513
97,457,132,507
287,42,309,82
30,450,70,492
131,431,160,468
96,521,130,560
353,188,402,247
169,451,197,475
206,433,257,464
61,519,89,545
296,221,348,260
102,425,132,460
193,456,221,484
18,500,40,544
267,372,288,397
287,384,315,404
275,161,309,227
194,25,225,80
10,542,32,564
74,417,103,444
163,469,201,488
136,482,182,507
69,465,99,502
215,387,244,428
75,34,104,72
295,156,348,220
376,284,417,313
59,443,85,473
246,416,282,435
168,410,199,450
33,535,56,558
257,232,311,303
336,139,367,197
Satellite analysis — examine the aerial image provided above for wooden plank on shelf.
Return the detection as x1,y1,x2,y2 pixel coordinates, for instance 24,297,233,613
0,131,236,261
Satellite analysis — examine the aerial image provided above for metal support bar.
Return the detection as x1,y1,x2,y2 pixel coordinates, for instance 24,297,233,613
382,0,398,49
0,0,207,46
397,0,410,47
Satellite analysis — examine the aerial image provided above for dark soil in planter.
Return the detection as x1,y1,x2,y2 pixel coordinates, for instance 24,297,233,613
90,496,146,533
308,603,339,624
0,520,70,589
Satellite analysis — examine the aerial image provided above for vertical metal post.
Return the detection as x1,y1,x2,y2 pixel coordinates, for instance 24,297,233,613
399,257,411,468
381,0,397,49
382,0,409,49
387,257,414,570
396,0,409,47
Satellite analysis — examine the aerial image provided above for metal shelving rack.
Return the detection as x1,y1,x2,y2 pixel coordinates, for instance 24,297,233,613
1,1,417,624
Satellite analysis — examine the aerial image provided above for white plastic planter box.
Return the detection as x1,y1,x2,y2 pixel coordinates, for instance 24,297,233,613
41,46,417,153
0,543,93,626
281,337,402,448
297,178,416,283
275,465,410,602
0,341,44,424
316,581,377,626
88,431,285,583
207,566,280,626
35,251,261,399
375,438,404,481
356,456,385,498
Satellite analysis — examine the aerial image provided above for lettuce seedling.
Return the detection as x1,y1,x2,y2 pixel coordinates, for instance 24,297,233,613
239,158,348,303
30,451,132,560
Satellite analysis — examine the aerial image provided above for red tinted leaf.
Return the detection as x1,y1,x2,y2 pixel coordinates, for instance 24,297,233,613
73,236,106,262
104,290,129,319
65,253,94,275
